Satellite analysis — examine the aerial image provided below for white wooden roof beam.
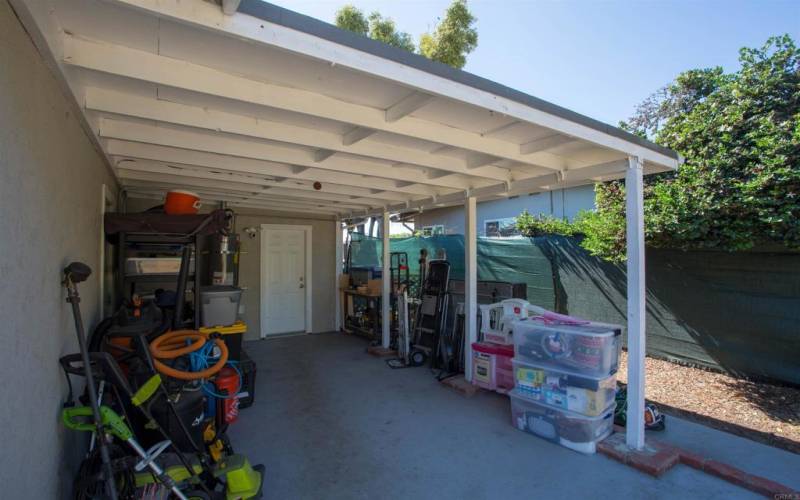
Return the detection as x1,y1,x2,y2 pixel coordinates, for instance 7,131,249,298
104,139,440,198
83,88,513,182
352,156,648,219
385,91,434,122
520,134,580,155
342,127,375,146
125,189,343,216
63,35,564,172
98,0,678,169
98,118,485,191
115,161,392,205
121,181,355,213
117,170,376,210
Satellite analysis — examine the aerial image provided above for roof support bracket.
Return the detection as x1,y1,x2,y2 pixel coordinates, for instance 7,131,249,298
342,126,376,146
385,92,434,122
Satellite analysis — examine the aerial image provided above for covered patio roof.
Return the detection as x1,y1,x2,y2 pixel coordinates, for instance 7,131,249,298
13,0,678,218
13,0,679,452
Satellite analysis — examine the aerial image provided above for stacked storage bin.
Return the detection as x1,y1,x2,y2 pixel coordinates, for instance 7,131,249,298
508,315,622,453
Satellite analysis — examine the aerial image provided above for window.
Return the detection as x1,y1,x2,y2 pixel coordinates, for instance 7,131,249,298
484,217,518,237
420,225,444,237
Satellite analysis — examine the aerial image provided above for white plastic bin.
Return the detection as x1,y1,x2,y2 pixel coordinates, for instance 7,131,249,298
200,286,242,327
512,359,616,416
512,318,621,377
509,389,614,454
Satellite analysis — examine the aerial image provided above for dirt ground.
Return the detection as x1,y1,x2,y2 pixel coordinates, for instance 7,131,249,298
617,351,800,454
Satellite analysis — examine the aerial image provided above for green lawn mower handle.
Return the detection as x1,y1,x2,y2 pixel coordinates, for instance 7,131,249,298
62,405,133,442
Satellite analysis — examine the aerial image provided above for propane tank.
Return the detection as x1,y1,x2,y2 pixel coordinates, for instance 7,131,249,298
215,366,240,424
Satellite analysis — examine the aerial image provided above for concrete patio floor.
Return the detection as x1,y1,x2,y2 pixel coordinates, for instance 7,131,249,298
229,333,782,499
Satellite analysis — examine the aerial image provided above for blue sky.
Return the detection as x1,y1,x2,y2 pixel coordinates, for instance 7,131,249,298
267,0,799,126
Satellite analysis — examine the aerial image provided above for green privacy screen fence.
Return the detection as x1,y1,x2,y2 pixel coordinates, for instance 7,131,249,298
348,233,800,385
348,233,556,310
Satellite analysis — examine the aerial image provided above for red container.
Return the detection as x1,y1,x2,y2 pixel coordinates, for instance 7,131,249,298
164,190,201,215
215,366,240,424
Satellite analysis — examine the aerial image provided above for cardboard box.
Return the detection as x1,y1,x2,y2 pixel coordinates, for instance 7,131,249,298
339,273,350,290
367,279,382,295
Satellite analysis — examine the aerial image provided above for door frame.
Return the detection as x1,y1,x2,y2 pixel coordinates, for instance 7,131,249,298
259,224,313,337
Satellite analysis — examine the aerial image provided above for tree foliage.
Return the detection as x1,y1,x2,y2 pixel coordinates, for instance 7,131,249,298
419,0,478,69
583,35,800,261
516,210,577,238
334,1,477,68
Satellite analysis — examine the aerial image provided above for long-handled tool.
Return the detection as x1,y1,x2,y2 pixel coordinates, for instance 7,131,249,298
63,262,119,500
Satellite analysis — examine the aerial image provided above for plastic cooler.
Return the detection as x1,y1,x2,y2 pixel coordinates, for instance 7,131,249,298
512,318,621,377
509,389,614,454
471,342,514,392
199,286,242,328
199,321,246,361
512,359,616,416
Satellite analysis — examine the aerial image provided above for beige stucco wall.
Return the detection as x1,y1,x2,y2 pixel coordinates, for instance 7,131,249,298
235,209,337,339
0,2,117,497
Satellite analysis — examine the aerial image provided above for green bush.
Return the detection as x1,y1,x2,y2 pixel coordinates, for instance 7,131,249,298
516,210,577,238
583,35,800,261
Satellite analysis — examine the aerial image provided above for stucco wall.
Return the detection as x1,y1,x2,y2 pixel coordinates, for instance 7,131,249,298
416,185,596,235
0,2,117,498
235,209,337,339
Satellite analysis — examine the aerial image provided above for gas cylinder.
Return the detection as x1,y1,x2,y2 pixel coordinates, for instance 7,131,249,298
215,366,240,424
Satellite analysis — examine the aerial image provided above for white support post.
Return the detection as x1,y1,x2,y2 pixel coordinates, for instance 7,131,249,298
381,211,391,349
463,196,478,382
625,156,646,450
335,219,343,331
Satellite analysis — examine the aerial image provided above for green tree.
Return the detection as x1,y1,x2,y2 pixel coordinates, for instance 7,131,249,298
367,12,415,52
419,0,478,69
585,35,800,261
334,5,368,36
334,1,478,68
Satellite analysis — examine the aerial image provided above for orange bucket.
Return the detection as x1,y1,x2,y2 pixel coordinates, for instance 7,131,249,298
164,190,201,215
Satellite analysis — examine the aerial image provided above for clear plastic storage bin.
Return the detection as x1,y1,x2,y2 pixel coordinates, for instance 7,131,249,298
512,318,621,377
509,389,615,454
199,286,242,327
512,359,616,416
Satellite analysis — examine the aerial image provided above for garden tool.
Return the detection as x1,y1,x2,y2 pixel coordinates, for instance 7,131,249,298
63,262,119,500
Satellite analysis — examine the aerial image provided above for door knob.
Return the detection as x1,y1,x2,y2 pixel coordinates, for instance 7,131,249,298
299,283,305,289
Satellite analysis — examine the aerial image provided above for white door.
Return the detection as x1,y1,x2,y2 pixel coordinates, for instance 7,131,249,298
261,227,307,335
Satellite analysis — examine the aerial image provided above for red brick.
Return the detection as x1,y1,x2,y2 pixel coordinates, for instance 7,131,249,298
597,433,680,477
703,460,798,497
366,346,396,358
678,451,708,470
440,376,479,397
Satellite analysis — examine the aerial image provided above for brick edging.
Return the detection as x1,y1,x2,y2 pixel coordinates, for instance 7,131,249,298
598,430,798,497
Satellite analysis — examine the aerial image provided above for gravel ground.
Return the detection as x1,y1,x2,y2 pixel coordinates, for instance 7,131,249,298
617,351,800,453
